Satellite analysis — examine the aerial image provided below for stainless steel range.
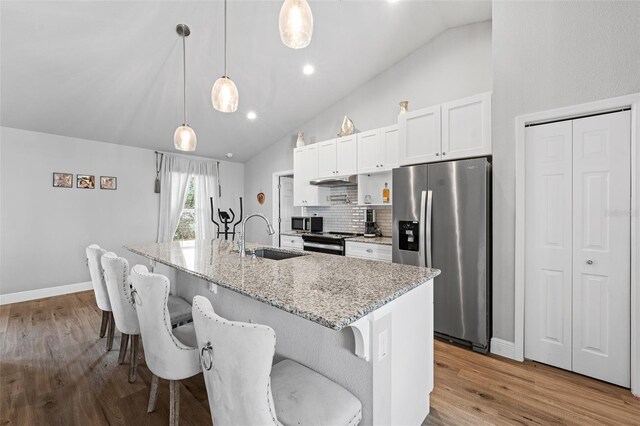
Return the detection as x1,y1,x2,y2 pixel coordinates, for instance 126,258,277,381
301,232,361,255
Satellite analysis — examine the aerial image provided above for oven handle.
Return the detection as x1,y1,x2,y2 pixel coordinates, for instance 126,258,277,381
303,242,344,252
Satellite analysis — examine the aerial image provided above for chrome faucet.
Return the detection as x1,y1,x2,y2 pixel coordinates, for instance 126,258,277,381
238,213,275,257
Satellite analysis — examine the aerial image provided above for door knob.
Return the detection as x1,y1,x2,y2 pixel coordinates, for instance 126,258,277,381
586,260,593,265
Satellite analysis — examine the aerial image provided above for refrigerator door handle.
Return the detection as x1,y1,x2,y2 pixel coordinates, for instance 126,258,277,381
426,190,433,268
418,190,427,268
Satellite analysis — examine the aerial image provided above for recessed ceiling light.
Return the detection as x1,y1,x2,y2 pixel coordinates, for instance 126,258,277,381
226,152,233,158
303,64,315,75
247,111,257,120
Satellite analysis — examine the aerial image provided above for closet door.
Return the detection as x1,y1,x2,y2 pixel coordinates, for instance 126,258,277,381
571,111,631,387
524,121,573,370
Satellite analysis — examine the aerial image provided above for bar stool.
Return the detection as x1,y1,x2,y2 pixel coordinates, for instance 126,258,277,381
86,244,115,351
130,265,200,426
191,296,362,426
101,252,195,383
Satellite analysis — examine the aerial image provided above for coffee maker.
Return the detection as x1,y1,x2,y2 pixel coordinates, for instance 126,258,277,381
364,208,377,237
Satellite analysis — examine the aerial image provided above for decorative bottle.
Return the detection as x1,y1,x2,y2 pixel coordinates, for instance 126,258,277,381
382,182,390,204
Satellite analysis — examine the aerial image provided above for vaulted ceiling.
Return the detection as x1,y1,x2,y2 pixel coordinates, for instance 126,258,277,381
1,1,491,161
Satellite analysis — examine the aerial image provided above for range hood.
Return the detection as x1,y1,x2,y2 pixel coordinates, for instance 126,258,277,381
309,175,358,187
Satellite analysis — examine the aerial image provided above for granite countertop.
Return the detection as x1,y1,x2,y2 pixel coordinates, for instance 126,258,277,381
126,240,439,331
279,231,308,237
345,236,393,246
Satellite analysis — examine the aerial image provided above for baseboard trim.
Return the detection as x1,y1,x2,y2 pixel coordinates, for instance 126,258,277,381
490,338,517,360
0,281,92,305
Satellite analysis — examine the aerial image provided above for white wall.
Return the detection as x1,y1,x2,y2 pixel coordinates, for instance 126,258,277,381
244,21,492,244
0,127,244,296
491,0,640,342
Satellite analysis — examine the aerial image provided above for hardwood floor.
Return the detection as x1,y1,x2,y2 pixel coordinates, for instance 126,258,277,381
1,291,638,425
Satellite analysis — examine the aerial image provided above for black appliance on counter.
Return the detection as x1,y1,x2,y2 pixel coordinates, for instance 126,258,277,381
301,232,361,255
291,216,323,233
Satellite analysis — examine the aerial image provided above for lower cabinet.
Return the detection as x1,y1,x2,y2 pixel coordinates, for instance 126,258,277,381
345,241,392,262
280,235,304,250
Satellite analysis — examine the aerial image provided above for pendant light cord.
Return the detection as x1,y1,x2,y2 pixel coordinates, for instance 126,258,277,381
224,0,228,77
182,32,187,125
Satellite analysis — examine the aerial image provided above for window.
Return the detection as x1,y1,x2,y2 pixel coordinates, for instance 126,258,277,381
173,177,196,241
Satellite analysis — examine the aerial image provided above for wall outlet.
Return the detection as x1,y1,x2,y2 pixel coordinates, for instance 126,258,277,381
378,330,388,360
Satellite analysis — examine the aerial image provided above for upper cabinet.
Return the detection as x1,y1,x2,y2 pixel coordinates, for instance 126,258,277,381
399,92,491,166
398,105,441,166
357,125,399,173
294,144,329,207
317,136,357,178
441,92,491,160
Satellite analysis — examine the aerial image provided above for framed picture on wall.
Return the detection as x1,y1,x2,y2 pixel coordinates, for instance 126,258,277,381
100,176,117,190
77,174,95,189
52,172,73,188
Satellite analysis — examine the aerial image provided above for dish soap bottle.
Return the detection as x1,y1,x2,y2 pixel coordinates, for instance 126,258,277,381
382,182,390,204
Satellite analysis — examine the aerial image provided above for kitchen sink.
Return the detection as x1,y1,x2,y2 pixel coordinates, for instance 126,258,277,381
245,248,305,261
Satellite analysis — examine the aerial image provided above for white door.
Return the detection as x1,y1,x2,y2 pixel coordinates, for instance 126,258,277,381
336,135,357,175
381,125,399,171
441,92,491,160
358,130,381,174
279,176,295,234
525,120,574,371
399,105,441,166
571,111,631,387
317,139,337,178
524,111,631,387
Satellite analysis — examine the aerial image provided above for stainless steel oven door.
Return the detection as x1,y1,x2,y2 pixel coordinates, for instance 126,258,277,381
303,241,344,255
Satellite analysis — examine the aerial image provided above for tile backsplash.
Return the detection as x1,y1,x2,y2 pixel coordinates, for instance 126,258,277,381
303,186,392,236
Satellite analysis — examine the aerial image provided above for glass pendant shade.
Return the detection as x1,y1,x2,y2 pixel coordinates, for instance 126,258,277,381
173,125,197,151
279,0,313,49
212,76,239,113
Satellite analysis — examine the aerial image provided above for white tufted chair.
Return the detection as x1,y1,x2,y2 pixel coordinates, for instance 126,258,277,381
101,252,197,383
130,265,200,426
192,296,362,426
86,244,115,351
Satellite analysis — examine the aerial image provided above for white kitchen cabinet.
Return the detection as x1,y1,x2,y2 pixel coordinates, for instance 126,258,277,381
293,144,329,207
336,135,358,175
317,139,337,178
345,241,392,262
317,136,357,178
399,105,441,166
280,235,304,250
441,92,491,160
357,125,399,174
398,92,492,166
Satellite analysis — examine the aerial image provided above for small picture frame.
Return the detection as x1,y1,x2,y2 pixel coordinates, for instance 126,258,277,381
52,172,73,188
100,176,117,190
77,174,95,189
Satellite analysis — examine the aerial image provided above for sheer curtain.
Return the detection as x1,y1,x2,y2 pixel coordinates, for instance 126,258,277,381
157,154,218,243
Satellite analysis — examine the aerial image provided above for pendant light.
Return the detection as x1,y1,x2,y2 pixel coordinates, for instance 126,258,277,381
174,24,197,151
279,0,313,49
212,0,239,113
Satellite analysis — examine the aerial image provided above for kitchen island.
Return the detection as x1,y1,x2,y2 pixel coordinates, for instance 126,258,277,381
127,239,440,425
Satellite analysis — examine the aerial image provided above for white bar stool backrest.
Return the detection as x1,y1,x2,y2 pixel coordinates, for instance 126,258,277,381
86,244,111,312
101,252,139,336
192,295,281,426
130,264,199,381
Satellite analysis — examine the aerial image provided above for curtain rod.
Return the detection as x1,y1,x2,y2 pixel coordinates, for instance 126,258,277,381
154,150,228,163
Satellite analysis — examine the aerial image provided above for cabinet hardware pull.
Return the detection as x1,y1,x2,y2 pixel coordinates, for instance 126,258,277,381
586,260,593,265
366,249,373,253
435,153,439,156
442,152,446,155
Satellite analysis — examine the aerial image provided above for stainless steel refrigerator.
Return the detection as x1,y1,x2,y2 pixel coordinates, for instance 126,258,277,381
392,157,491,353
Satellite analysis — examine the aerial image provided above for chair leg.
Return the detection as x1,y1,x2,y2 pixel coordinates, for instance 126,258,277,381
99,310,109,338
118,334,129,364
106,312,115,351
128,335,139,383
169,380,180,426
147,374,159,413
